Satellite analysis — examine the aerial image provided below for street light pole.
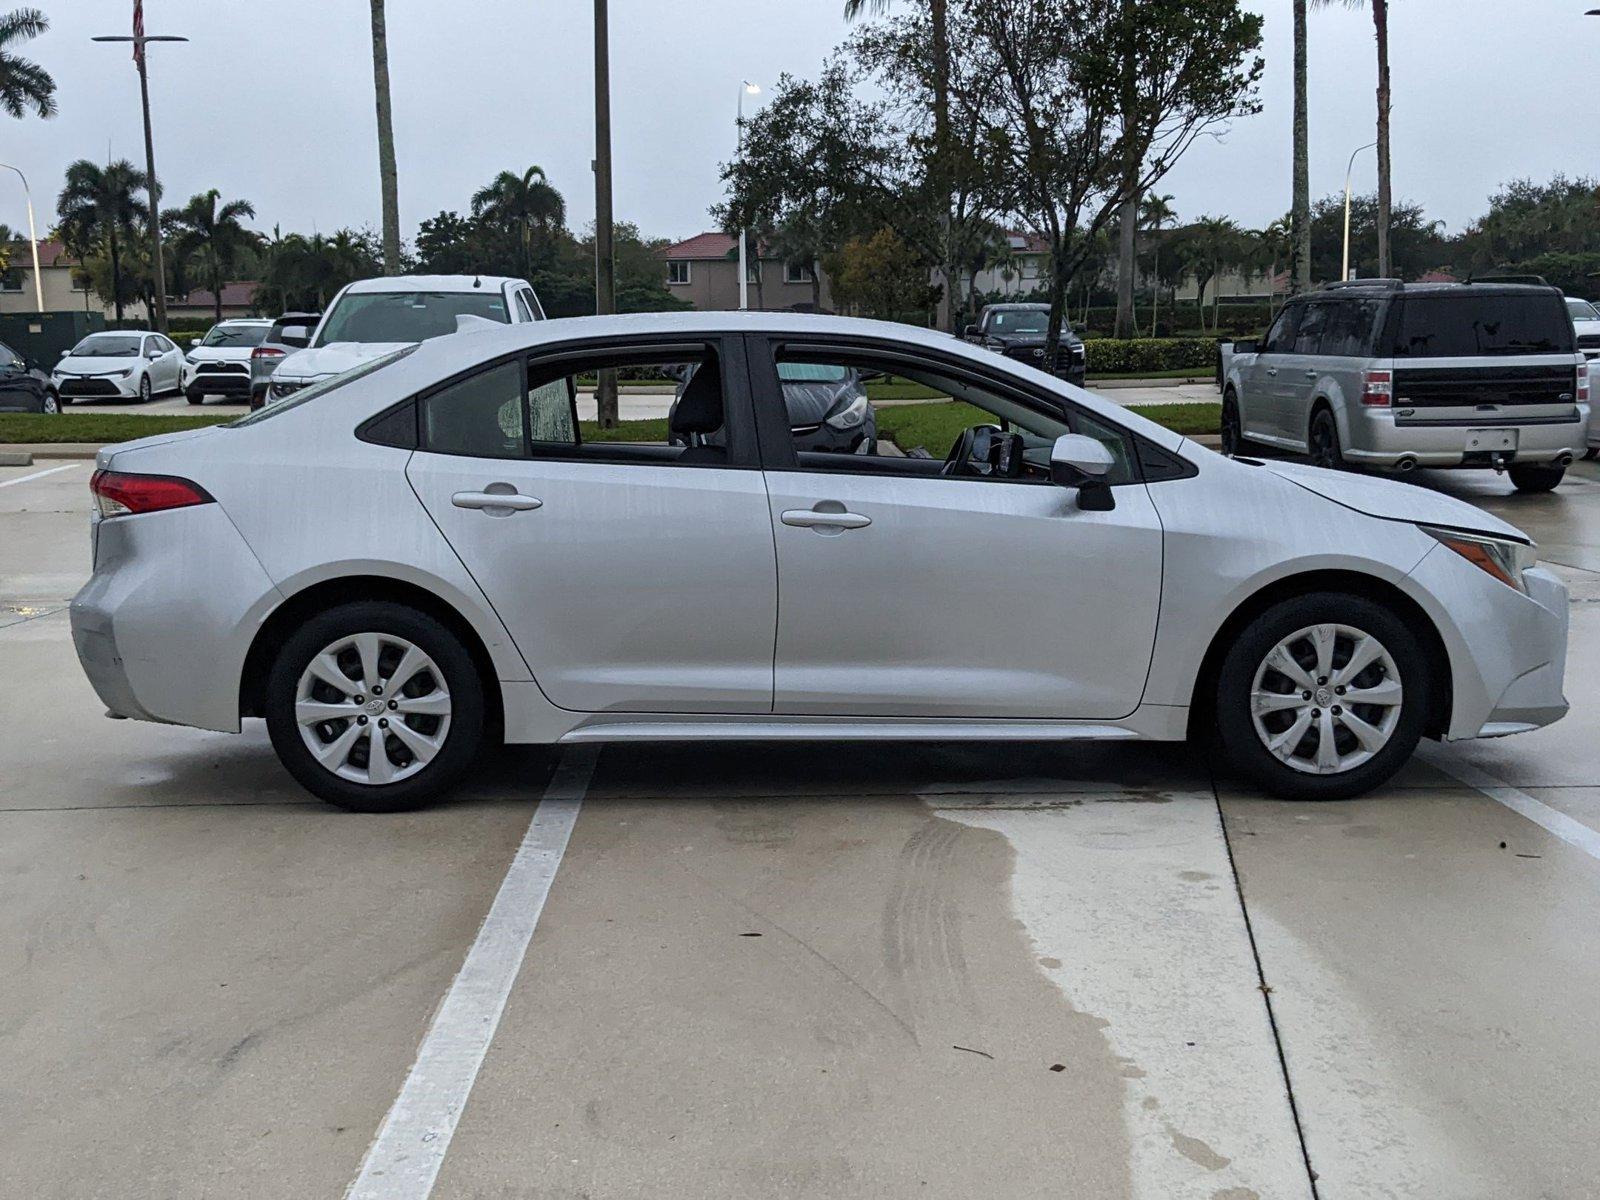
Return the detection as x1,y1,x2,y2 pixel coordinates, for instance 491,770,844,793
1342,141,1377,282
0,162,44,310
92,31,187,333
737,81,760,311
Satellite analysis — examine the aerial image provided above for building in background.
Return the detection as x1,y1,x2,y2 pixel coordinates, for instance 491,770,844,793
658,232,833,312
0,238,257,323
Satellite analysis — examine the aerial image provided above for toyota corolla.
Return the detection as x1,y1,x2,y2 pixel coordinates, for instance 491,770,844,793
70,314,1569,811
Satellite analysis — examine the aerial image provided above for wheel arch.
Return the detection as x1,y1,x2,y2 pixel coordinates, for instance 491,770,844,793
239,574,504,739
1185,568,1453,743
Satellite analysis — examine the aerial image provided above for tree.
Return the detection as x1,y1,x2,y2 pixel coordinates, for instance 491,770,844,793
163,189,258,324
970,0,1263,357
1173,216,1244,331
1318,0,1391,276
369,0,401,272
825,227,941,320
1138,192,1176,334
57,159,149,321
1308,192,1443,282
470,166,566,281
1457,176,1600,271
0,7,54,120
1290,0,1310,293
258,228,382,312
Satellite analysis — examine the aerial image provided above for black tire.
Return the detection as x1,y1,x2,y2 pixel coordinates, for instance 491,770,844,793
137,374,152,403
1214,592,1431,801
40,390,59,415
1507,463,1565,493
1308,406,1345,470
185,389,206,406
264,601,487,812
55,391,69,408
1220,391,1245,456
1583,447,1598,462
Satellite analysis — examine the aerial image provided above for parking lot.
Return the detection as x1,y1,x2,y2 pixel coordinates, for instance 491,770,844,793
2,454,1598,1199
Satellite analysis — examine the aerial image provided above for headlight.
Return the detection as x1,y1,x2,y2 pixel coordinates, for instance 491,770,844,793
824,392,870,431
115,369,133,379
1421,526,1537,592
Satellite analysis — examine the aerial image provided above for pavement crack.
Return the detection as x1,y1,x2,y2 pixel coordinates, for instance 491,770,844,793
1210,773,1322,1200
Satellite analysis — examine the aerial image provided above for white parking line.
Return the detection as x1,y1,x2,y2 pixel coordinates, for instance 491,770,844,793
1419,744,1600,864
345,747,598,1200
0,463,76,489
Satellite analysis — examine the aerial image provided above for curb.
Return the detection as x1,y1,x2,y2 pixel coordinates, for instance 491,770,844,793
0,443,104,460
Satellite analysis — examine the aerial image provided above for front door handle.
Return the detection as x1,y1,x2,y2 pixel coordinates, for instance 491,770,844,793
781,507,871,530
452,489,542,512
1265,367,1278,377
1304,369,1318,378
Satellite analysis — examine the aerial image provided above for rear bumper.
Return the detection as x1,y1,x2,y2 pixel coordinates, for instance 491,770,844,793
1343,405,1588,466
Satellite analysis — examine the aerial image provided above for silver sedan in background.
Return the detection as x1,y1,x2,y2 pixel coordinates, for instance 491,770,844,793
71,314,1569,811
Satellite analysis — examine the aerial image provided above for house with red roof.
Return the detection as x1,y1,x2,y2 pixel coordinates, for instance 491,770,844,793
658,232,834,313
1,238,260,322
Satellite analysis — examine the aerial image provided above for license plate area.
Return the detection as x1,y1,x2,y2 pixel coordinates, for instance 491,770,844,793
1466,428,1517,452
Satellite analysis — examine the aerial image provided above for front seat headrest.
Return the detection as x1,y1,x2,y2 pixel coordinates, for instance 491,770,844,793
669,363,723,436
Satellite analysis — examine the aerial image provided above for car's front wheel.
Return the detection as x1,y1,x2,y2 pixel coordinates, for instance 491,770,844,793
1507,463,1565,493
1214,593,1430,800
185,389,205,406
137,373,152,403
1220,391,1245,456
40,390,58,414
264,602,486,812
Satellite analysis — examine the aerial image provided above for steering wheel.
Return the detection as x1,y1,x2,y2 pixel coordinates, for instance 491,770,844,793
942,424,1002,476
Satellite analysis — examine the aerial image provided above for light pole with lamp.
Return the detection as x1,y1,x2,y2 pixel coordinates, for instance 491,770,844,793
737,80,760,311
0,163,44,310
91,28,186,333
1342,141,1377,282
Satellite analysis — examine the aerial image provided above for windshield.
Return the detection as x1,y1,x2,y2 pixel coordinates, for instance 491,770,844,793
71,335,142,358
988,310,1050,335
228,345,417,426
202,324,269,348
313,291,510,347
1568,299,1600,322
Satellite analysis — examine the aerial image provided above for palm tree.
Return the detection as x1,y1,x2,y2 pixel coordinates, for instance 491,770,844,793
1318,0,1391,277
1138,193,1176,335
163,189,258,324
0,8,55,120
1179,216,1244,332
57,159,148,321
470,166,566,279
1290,0,1310,293
369,0,401,272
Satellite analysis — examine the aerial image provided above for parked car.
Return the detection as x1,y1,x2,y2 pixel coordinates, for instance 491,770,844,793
0,338,57,413
71,313,1569,812
182,318,272,404
964,302,1087,388
263,275,545,407
1219,280,1589,493
1566,297,1600,360
249,312,321,410
51,331,183,405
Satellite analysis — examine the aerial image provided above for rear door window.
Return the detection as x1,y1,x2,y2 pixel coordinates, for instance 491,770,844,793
1389,293,1574,357
1291,303,1331,354
1262,305,1301,353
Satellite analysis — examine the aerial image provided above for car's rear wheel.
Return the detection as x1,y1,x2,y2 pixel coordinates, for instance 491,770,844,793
1508,463,1565,493
40,390,58,414
1215,593,1430,800
264,602,486,812
1308,407,1344,470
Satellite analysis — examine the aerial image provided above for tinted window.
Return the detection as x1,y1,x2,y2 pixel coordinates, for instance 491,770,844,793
1321,299,1382,356
1262,306,1300,353
72,334,143,357
315,291,511,346
987,309,1050,335
422,360,526,458
1292,304,1331,354
1389,293,1575,357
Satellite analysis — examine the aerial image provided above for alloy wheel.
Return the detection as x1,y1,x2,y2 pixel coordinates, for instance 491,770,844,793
1249,623,1403,775
42,392,58,414
294,631,452,786
138,374,152,402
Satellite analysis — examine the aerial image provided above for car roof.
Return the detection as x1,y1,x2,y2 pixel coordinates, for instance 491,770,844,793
216,318,272,325
1312,280,1561,299
983,303,1049,312
341,274,529,295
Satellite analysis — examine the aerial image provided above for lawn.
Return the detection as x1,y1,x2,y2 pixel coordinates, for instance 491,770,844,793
0,400,1221,450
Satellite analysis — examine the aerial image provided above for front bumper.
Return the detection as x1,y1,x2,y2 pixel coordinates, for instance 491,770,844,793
54,373,139,399
185,369,253,396
1407,546,1569,740
1343,404,1588,467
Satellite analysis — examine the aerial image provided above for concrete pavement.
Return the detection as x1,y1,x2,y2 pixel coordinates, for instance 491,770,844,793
1,456,1597,1198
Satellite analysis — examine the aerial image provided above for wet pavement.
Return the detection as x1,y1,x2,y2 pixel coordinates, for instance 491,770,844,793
1,456,1596,1199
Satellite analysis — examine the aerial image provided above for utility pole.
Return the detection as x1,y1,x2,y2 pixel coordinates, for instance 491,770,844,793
92,23,186,333
593,0,618,429
369,0,401,273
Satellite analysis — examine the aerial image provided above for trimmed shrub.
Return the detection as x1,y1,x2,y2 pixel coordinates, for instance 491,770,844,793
1082,337,1216,375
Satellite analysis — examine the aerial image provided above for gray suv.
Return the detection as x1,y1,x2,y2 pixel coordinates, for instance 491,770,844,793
1219,280,1590,492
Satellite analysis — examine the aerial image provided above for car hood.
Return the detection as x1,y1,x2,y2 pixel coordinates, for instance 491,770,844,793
56,355,138,375
1258,460,1528,541
990,331,1082,347
187,346,255,364
275,342,409,381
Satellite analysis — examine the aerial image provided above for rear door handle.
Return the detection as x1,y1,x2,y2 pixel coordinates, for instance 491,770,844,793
1265,367,1278,377
781,508,871,530
452,490,542,512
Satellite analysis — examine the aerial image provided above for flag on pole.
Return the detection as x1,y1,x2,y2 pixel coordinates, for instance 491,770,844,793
132,0,144,67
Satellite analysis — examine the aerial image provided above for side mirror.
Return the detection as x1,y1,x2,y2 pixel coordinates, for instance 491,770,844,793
964,324,980,337
280,325,311,347
1050,433,1117,510
146,347,161,359
1233,338,1258,354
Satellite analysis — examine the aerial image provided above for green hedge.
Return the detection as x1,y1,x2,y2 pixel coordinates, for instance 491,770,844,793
1082,337,1215,374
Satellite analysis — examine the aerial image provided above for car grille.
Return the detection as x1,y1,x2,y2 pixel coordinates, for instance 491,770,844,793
1391,363,1579,408
1003,344,1079,375
1577,333,1600,357
59,377,120,396
196,362,249,376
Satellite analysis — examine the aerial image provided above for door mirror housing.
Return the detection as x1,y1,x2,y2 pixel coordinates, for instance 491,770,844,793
964,324,980,338
1050,433,1117,510
1233,338,1258,354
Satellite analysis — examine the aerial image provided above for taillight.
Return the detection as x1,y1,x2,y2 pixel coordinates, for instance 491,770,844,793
90,470,213,518
250,346,286,361
1578,364,1590,405
1360,369,1392,407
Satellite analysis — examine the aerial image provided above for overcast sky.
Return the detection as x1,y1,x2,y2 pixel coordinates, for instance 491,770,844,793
2,0,1594,250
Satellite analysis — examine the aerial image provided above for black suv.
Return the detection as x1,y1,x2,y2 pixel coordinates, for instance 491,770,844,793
965,303,1087,388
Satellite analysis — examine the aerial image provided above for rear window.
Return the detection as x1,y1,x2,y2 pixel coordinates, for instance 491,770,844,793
1388,293,1574,358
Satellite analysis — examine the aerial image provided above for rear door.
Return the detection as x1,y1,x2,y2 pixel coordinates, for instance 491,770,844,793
1386,292,1581,449
405,335,779,713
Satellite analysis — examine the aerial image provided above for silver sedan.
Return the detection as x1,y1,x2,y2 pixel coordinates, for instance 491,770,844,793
70,313,1570,810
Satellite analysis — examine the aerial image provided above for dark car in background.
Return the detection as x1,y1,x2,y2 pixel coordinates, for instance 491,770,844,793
249,312,321,410
0,338,55,414
964,303,1087,388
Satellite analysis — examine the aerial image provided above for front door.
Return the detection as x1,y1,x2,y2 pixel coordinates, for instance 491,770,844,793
405,336,778,713
750,337,1164,720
